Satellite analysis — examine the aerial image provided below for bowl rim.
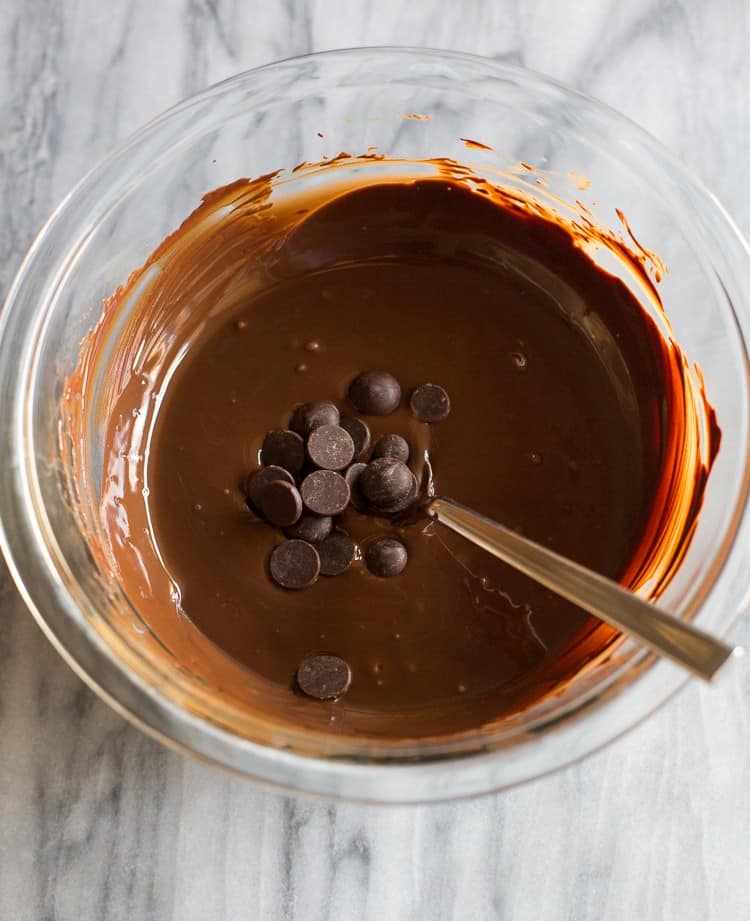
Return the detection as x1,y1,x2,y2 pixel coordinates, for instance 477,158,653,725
2,46,750,803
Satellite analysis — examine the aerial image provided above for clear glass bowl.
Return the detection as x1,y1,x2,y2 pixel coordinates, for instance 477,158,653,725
2,48,749,803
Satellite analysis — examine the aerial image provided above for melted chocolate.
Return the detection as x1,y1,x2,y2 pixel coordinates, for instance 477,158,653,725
64,158,719,744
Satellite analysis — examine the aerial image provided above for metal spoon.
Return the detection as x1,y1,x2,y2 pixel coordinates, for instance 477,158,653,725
425,495,739,681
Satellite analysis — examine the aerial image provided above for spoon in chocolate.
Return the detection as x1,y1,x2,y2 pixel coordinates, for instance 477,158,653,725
422,494,739,681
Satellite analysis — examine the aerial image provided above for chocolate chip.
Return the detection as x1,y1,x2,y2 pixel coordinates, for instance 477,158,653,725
345,462,368,511
306,424,355,471
300,469,351,516
348,371,401,416
285,513,333,543
410,383,451,423
318,530,356,576
246,465,295,511
269,540,320,590
372,433,410,464
289,401,340,437
339,415,371,459
260,480,303,527
261,429,305,474
365,537,408,577
296,654,351,700
359,457,413,510
377,471,419,515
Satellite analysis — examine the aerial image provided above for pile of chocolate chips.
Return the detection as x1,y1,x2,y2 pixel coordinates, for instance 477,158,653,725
245,371,451,594
245,371,450,701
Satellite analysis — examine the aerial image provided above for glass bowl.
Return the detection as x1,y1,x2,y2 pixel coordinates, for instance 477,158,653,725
2,48,749,803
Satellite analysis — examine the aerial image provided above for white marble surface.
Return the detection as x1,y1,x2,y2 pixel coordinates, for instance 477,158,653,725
2,2,750,918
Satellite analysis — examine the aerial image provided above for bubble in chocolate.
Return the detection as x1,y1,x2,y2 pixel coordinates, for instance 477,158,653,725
339,415,371,459
365,537,408,577
300,469,350,516
372,433,410,464
261,429,305,474
318,530,356,576
260,480,303,527
410,383,451,423
285,513,333,543
246,465,295,511
289,401,340,437
348,371,401,416
296,654,351,700
269,540,320,590
344,462,368,511
306,424,355,471
359,457,413,510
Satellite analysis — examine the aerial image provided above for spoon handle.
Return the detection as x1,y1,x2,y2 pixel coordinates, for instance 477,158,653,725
427,496,738,681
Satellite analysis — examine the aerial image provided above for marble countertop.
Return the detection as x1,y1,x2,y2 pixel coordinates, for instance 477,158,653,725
2,2,750,919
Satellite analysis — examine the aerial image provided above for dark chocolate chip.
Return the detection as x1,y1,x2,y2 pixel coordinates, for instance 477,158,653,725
289,401,340,437
269,540,320,590
260,480,303,527
339,415,371,459
410,383,451,423
246,465,295,511
318,530,356,576
296,654,351,700
359,457,413,510
300,469,351,516
261,429,305,474
306,424,355,471
372,433,410,464
365,537,408,577
377,471,419,515
285,513,333,543
345,462,368,511
347,371,401,416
